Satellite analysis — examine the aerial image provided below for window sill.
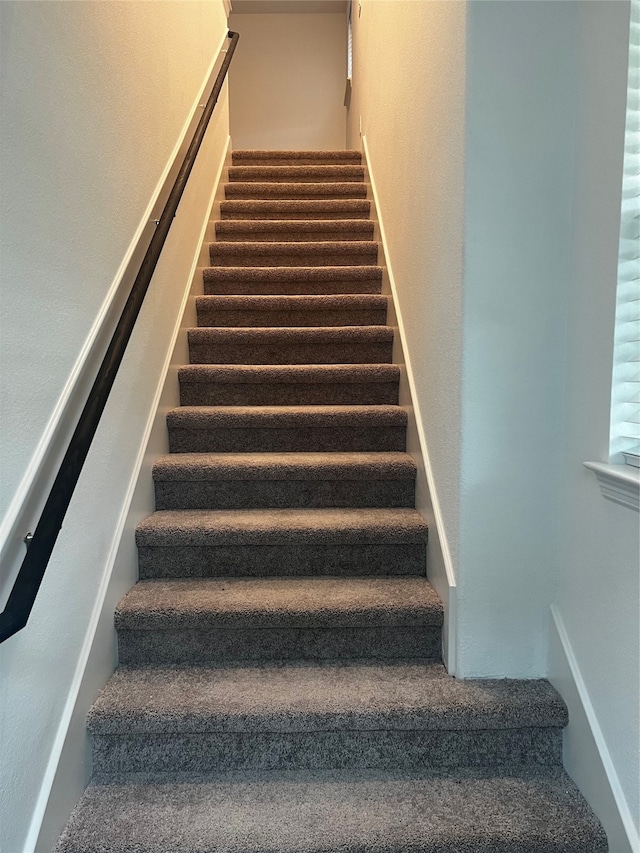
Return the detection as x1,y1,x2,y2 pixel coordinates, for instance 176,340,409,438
584,462,640,511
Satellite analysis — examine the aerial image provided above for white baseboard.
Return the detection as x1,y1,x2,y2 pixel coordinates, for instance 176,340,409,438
361,136,458,674
549,606,639,853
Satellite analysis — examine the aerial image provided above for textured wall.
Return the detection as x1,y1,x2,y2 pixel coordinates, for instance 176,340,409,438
0,3,229,850
228,11,347,149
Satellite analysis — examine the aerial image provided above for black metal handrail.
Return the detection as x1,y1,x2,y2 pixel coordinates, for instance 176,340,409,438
0,30,239,645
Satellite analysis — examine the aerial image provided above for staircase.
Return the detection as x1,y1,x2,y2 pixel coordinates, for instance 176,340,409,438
55,151,606,852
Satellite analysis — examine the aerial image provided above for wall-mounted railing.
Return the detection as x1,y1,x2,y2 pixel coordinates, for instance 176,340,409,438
0,30,239,645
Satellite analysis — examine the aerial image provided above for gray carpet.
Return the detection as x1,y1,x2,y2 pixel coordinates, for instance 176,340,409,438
54,768,607,853
54,149,607,851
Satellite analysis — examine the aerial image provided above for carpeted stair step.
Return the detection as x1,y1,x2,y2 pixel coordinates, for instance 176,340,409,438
53,767,608,853
228,165,365,183
215,219,374,242
136,506,426,579
187,327,393,365
53,142,608,853
115,575,441,665
225,181,368,200
209,240,378,267
220,199,371,220
166,405,407,453
232,149,363,165
87,662,566,775
152,451,416,511
178,364,399,406
203,265,383,295
195,294,387,328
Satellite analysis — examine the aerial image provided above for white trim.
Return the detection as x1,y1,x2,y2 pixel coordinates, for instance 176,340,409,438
0,30,231,611
584,462,640,511
549,606,639,853
25,134,232,853
362,135,457,674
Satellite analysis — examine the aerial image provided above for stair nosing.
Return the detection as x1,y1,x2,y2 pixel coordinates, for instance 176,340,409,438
87,661,568,735
166,405,408,430
178,364,399,379
136,507,427,544
152,452,416,482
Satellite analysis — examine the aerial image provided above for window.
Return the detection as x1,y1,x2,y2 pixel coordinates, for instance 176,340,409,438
610,0,640,468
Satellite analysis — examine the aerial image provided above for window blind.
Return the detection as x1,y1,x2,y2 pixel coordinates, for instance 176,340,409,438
611,0,640,466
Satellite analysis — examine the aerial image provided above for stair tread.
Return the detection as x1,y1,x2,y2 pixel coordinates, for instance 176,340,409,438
88,661,567,734
115,576,441,630
167,405,407,428
178,364,399,384
153,452,415,482
136,507,427,545
54,767,606,853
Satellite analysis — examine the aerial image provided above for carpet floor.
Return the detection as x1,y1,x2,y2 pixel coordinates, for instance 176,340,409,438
54,149,607,852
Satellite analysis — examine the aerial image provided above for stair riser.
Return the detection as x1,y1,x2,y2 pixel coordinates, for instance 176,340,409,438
92,728,563,776
117,625,441,666
179,382,399,406
196,309,387,327
225,184,368,200
232,153,362,166
167,426,407,453
203,268,383,295
209,249,379,268
154,480,415,512
204,279,383,295
214,228,374,242
227,170,365,183
188,341,393,365
220,204,371,221
138,542,424,579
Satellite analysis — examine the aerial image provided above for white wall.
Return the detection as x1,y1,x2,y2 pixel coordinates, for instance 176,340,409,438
350,0,636,844
0,3,230,851
346,0,467,636
457,0,582,678
550,3,638,848
228,11,347,149
459,5,637,844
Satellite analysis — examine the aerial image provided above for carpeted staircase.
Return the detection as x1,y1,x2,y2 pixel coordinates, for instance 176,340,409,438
55,150,607,852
